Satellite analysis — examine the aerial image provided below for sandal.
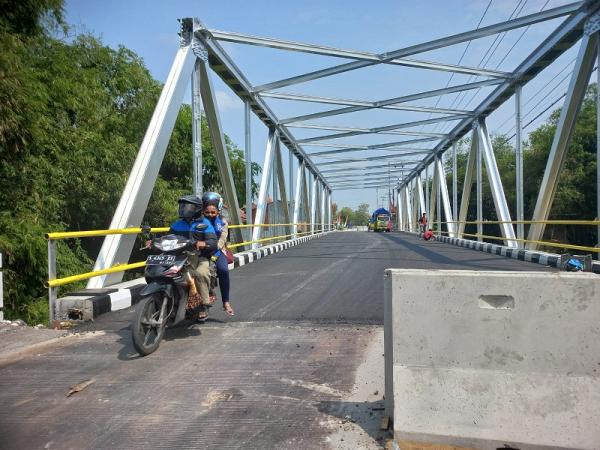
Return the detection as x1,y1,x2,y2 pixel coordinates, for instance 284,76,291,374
223,302,235,316
196,304,209,321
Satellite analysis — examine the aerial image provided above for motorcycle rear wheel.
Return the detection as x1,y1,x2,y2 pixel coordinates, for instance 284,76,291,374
132,293,167,356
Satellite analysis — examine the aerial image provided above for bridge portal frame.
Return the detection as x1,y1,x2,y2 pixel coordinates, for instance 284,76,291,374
89,3,600,286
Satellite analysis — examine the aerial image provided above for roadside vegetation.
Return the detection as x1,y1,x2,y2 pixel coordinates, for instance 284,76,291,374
448,85,598,251
337,203,371,227
0,1,259,323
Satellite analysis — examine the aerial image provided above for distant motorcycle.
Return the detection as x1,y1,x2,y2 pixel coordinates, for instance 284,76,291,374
132,228,209,356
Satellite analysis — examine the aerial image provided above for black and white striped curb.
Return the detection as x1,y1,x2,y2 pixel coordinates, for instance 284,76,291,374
58,283,146,321
436,234,600,274
56,231,335,320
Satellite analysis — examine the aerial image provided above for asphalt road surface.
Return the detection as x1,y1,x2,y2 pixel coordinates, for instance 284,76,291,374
0,231,555,449
227,230,554,324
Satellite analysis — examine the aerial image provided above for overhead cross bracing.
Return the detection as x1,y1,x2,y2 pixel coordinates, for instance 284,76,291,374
87,1,600,288
193,0,596,195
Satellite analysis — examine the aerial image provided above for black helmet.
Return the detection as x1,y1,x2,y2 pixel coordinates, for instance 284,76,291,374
178,195,203,220
201,191,223,211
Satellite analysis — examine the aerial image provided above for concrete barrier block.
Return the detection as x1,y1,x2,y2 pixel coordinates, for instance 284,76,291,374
384,269,600,449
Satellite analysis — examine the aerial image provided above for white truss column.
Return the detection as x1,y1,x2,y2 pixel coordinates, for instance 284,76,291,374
528,28,598,249
452,143,458,226
198,58,243,244
477,120,517,247
302,165,310,230
320,183,326,232
404,186,413,231
293,161,305,237
416,175,426,217
430,167,438,231
476,123,483,242
435,155,457,238
411,178,419,232
425,164,430,221
515,85,524,246
244,102,252,243
273,137,291,235
311,174,317,234
394,188,404,231
88,28,196,288
252,129,276,249
458,129,477,238
191,59,203,197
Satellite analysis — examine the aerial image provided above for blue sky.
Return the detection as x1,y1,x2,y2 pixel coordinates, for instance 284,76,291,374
65,0,581,210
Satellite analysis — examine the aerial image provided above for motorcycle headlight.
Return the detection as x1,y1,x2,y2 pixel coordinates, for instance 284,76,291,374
154,239,187,252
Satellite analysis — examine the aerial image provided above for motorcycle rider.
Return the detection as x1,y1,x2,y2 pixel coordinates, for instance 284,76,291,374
169,195,218,320
202,191,234,316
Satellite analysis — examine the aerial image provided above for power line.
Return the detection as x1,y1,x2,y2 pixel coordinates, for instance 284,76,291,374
437,0,554,137
458,0,550,112
505,65,598,141
429,0,527,137
495,56,576,133
450,0,528,111
501,73,571,135
506,92,566,141
419,0,494,131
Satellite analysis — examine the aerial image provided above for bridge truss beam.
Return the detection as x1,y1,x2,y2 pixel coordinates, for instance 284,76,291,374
527,26,599,250
88,34,197,288
223,3,582,93
477,120,517,248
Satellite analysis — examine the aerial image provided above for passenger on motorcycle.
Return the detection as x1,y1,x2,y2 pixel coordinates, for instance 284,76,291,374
202,192,234,316
169,195,218,320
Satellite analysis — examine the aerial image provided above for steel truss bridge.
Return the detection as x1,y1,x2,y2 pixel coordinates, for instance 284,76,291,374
87,0,600,287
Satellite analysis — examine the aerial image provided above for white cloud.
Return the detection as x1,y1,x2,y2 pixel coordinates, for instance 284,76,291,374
215,90,242,111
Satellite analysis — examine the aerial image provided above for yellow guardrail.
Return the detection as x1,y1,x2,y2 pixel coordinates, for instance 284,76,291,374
45,223,326,288
45,262,146,288
44,223,308,240
424,219,600,253
444,220,600,225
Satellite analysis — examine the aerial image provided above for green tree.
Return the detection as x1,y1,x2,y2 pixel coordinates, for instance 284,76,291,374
0,2,260,323
339,207,353,226
351,203,370,226
447,84,598,248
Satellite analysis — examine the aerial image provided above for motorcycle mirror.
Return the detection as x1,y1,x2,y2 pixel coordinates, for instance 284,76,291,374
141,225,152,234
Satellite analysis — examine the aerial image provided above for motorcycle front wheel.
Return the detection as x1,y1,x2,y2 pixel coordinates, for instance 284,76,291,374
132,293,168,356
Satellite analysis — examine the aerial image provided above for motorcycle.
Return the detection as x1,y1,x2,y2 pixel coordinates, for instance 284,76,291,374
132,226,213,356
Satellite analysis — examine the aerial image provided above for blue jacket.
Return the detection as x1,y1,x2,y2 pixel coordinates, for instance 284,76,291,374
169,217,218,258
207,215,227,257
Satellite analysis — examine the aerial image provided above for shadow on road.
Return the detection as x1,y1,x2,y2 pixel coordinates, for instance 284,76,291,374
116,320,216,361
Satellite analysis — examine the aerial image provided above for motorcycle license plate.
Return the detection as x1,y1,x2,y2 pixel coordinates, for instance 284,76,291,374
146,254,176,266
